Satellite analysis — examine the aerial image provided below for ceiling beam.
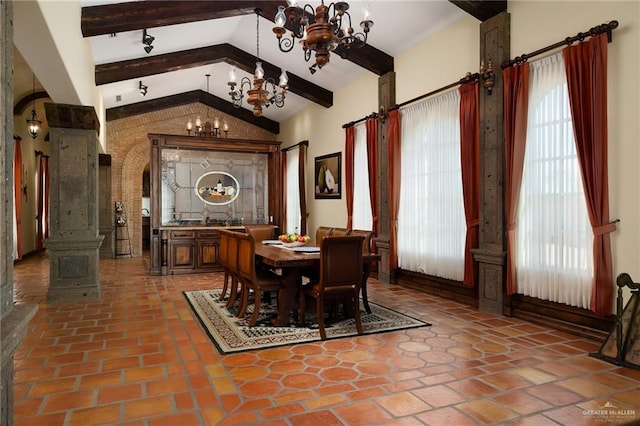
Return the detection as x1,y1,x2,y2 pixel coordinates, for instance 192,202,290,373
81,1,285,37
106,90,280,134
95,43,333,109
448,0,507,22
82,1,393,76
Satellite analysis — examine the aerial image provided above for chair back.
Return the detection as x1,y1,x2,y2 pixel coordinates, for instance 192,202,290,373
315,226,334,244
245,224,277,242
349,229,372,254
236,232,256,284
226,230,240,278
218,230,230,269
318,235,364,295
330,227,350,237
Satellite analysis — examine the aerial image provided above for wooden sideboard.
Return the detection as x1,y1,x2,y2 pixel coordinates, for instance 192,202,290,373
160,226,243,275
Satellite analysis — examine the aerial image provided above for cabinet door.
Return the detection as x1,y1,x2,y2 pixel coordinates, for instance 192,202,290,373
197,240,219,269
170,241,195,269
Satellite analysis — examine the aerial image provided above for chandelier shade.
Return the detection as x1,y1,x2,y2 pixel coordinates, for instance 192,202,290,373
272,0,373,73
228,9,288,117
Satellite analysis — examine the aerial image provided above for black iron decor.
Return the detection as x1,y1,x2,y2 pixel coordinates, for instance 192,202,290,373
591,273,640,370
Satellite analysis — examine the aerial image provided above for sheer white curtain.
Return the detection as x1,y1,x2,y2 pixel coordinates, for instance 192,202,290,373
516,52,593,309
397,89,465,281
352,122,373,230
285,148,301,234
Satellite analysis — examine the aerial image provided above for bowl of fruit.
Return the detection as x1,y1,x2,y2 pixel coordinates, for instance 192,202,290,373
278,233,311,248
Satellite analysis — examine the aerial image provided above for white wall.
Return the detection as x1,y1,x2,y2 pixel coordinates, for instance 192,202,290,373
14,0,106,150
281,1,640,298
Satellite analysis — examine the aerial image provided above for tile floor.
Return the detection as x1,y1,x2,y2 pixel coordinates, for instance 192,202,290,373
11,252,640,425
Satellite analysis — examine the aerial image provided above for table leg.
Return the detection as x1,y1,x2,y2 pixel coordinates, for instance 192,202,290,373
273,268,300,326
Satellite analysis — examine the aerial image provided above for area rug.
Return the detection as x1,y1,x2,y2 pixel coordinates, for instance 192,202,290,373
184,289,431,354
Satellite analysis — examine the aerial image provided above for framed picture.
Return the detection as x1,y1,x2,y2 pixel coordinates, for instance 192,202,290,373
314,152,341,199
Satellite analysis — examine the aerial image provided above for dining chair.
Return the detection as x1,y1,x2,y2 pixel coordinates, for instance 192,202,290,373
224,231,243,310
236,232,283,327
244,224,277,242
348,229,374,313
218,230,231,301
299,235,365,340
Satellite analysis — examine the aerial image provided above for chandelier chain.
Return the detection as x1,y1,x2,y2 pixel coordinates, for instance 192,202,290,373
255,9,260,62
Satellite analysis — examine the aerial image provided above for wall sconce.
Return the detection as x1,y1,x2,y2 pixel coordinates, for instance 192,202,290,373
142,29,154,54
139,81,148,96
479,59,495,95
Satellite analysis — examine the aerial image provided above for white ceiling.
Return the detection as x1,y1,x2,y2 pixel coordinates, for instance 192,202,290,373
21,1,469,124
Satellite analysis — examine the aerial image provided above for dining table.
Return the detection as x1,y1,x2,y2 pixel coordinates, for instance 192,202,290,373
254,242,380,326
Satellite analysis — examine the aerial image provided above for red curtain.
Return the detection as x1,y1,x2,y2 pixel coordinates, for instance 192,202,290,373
365,118,379,253
344,126,355,229
13,137,23,260
503,63,530,295
459,82,480,287
387,109,401,269
563,33,615,316
281,150,288,232
297,144,308,235
37,154,45,249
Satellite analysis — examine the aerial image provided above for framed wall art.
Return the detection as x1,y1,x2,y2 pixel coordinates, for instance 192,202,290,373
314,152,341,199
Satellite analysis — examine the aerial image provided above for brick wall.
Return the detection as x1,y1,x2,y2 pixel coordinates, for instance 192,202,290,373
106,103,276,256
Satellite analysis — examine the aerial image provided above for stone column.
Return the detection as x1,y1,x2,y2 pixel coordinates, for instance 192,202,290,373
0,2,38,424
472,12,510,315
44,104,104,302
375,72,396,284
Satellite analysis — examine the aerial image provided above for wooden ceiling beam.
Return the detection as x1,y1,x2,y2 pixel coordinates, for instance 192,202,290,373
106,90,280,134
95,43,333,109
81,1,285,37
448,0,507,22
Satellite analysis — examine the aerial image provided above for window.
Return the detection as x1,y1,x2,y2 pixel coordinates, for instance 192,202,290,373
516,53,593,308
352,122,373,230
285,148,301,234
397,90,466,281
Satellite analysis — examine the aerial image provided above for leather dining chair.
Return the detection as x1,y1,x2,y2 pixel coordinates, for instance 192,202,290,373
299,235,365,340
236,232,283,327
348,229,374,313
224,231,243,310
218,230,231,301
244,224,277,242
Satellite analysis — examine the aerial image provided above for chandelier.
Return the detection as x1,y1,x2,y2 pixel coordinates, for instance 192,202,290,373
228,9,288,117
187,74,229,138
272,0,373,73
26,74,42,139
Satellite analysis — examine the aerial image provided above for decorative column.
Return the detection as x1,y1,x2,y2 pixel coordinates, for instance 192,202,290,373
0,2,38,424
44,104,104,302
375,71,396,283
472,12,510,315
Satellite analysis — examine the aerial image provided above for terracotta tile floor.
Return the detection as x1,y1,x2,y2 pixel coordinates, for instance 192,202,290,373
12,252,640,425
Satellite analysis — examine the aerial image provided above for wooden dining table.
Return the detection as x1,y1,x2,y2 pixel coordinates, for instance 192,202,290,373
254,242,380,326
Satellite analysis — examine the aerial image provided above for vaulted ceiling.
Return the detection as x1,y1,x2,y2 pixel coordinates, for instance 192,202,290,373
61,1,506,133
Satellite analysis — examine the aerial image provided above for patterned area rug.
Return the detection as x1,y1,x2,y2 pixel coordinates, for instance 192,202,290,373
184,289,431,354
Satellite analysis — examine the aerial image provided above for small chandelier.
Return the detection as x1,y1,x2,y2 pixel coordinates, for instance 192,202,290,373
26,74,42,139
228,9,288,117
272,0,373,73
187,74,229,138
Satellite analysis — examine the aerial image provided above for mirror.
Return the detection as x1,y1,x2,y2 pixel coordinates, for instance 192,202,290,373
194,171,240,205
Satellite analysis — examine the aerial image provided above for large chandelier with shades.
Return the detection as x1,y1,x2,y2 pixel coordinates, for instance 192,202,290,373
228,9,288,117
272,0,373,73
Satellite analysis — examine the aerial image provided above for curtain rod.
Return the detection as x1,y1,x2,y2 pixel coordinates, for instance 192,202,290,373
342,72,479,129
281,140,308,152
389,72,479,112
502,20,618,69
